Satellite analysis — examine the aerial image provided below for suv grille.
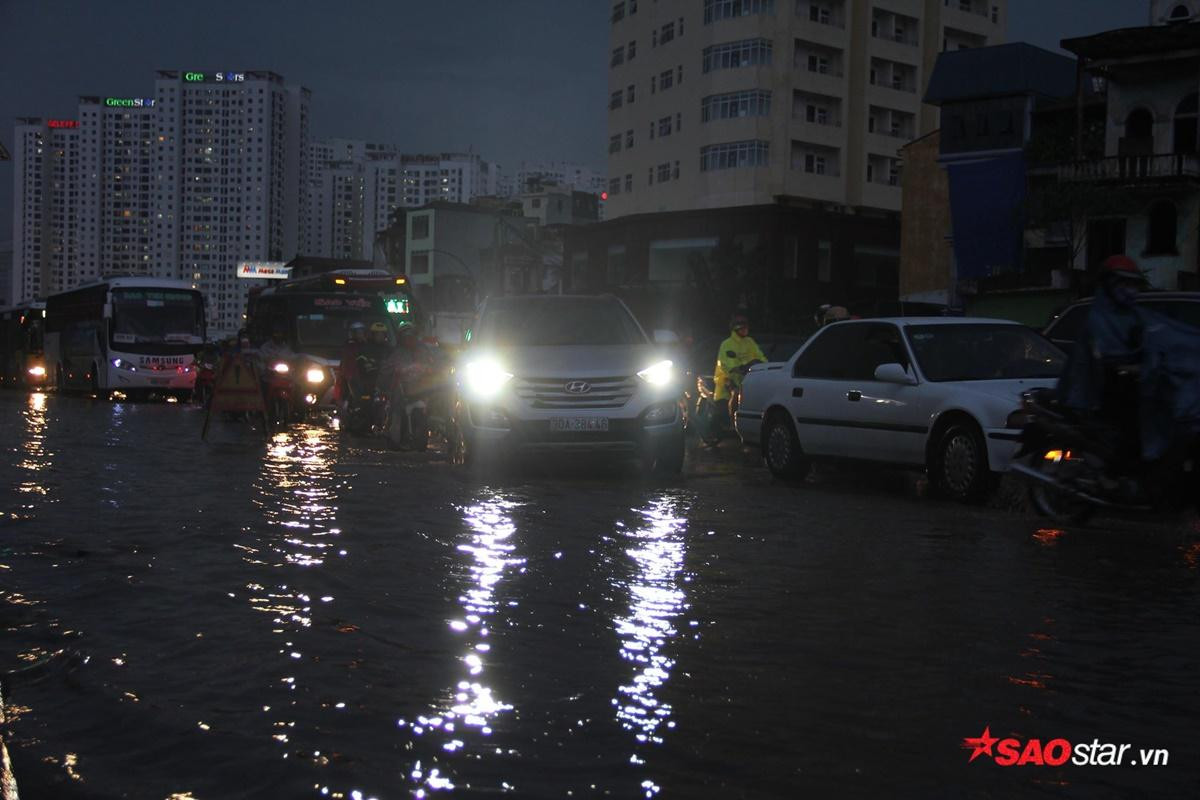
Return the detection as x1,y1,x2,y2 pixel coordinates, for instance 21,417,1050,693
514,376,636,409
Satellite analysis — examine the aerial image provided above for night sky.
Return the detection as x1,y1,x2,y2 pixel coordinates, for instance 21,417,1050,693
0,0,1151,237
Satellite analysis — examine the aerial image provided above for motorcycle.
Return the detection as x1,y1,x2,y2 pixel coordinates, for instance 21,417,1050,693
1009,387,1200,524
692,362,757,447
192,346,219,409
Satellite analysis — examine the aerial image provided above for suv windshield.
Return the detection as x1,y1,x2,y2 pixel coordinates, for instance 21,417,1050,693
906,324,1064,382
477,297,646,347
111,289,205,345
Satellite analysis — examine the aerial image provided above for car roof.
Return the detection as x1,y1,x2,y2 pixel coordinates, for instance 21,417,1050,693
831,316,1022,326
1054,292,1200,310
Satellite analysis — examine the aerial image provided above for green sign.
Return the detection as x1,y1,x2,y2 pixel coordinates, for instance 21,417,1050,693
385,297,410,315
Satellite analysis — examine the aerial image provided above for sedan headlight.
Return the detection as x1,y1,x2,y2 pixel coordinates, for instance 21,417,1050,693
272,362,290,374
306,367,326,384
462,359,513,398
637,359,674,387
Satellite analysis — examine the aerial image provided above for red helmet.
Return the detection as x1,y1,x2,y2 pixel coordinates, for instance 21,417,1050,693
1101,254,1140,277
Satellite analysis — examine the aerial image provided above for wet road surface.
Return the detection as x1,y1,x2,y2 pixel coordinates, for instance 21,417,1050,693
1,391,1198,799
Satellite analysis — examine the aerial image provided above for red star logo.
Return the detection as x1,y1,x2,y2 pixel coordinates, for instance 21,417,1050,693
963,726,999,763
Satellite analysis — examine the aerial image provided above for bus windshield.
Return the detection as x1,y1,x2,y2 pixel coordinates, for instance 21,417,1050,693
111,289,205,346
295,311,394,349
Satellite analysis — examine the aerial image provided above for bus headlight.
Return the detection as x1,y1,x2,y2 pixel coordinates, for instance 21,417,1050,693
112,358,137,372
27,365,46,377
306,367,325,384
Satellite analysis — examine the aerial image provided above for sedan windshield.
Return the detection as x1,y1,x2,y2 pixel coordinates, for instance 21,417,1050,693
478,298,646,347
906,324,1064,382
111,289,204,345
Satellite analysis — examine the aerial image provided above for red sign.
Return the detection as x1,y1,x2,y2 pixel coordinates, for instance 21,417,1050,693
47,120,78,129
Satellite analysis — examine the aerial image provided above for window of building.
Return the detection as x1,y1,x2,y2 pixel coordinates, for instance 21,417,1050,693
807,104,829,124
626,129,635,148
610,90,624,110
658,116,673,137
701,90,772,121
807,54,830,74
702,38,773,72
628,40,637,60
660,69,675,90
804,153,826,175
411,215,430,239
1171,4,1191,19
630,0,638,13
411,250,430,274
660,22,676,44
648,166,654,185
657,163,671,182
627,84,636,103
651,75,657,93
609,177,622,195
1175,92,1198,153
699,140,770,170
810,4,832,24
1147,200,1178,255
612,2,626,23
611,46,625,67
609,134,622,154
624,173,633,192
704,0,775,23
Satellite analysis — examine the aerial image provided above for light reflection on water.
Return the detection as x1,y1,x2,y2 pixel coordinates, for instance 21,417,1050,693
246,427,343,753
405,495,526,797
15,392,52,511
611,496,690,798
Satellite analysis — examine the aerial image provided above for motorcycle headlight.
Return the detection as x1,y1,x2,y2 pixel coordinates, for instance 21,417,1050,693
272,362,290,374
306,367,325,384
462,358,513,399
27,365,46,377
637,359,674,387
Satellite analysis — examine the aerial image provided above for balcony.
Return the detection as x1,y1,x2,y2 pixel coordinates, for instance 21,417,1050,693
1055,154,1200,184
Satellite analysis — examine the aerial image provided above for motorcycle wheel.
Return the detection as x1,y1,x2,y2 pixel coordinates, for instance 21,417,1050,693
695,399,722,446
271,397,290,433
1028,447,1097,525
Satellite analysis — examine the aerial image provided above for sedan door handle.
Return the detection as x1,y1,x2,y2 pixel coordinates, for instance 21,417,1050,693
846,390,862,402
792,386,804,398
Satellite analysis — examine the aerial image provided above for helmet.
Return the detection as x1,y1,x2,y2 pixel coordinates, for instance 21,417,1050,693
348,321,367,332
729,312,749,330
369,321,388,334
823,306,850,324
1101,254,1145,283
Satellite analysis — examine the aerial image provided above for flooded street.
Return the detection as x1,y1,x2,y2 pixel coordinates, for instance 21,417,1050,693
2,391,1198,799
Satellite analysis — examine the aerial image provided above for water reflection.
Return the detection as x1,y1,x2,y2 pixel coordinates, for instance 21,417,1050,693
14,392,53,516
405,495,525,797
246,427,343,753
611,496,690,798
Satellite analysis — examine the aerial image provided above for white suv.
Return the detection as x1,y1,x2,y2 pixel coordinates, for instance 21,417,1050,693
450,294,685,472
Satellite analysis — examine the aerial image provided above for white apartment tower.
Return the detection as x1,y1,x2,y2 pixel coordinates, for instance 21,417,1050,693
604,0,1005,219
12,70,310,336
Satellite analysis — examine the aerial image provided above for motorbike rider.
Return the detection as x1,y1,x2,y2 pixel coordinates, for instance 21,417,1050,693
713,311,767,419
258,325,295,368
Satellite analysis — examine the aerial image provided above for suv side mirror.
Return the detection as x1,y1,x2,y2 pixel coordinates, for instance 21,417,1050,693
874,363,917,385
653,329,680,345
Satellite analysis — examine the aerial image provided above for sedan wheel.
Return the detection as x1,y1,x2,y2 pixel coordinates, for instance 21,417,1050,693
933,423,994,504
763,413,808,481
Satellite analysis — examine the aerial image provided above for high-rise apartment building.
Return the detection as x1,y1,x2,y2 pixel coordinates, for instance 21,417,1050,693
12,70,310,335
513,160,608,195
303,142,504,263
604,0,1005,219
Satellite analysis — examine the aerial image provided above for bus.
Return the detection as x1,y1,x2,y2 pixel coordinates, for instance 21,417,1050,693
44,278,206,400
0,302,47,390
246,270,410,406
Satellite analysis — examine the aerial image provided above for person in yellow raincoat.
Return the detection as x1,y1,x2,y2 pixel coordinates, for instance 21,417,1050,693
713,312,766,405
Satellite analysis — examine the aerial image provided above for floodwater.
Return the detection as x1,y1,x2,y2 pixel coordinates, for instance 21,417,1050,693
1,391,1198,799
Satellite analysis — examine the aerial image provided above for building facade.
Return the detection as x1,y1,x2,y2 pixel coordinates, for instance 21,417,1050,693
604,0,1005,218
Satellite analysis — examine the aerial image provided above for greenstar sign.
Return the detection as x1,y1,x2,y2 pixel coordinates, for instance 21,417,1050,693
104,97,155,108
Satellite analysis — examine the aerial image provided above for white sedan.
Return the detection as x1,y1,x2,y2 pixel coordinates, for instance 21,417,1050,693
734,317,1064,503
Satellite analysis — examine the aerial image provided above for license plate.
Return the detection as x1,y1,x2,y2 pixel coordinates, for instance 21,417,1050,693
150,378,169,386
550,417,609,432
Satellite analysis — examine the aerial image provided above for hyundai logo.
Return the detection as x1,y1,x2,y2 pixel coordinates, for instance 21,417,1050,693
564,380,592,394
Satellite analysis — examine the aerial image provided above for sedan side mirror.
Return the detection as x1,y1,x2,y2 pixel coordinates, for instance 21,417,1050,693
653,329,680,345
874,362,917,385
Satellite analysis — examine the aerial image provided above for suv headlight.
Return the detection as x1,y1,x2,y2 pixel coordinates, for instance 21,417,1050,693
462,359,513,398
637,359,674,387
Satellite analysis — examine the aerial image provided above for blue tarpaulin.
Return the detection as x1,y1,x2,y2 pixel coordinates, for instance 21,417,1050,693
946,152,1027,281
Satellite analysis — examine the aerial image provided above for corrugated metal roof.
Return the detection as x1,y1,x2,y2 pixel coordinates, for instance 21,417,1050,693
923,43,1077,105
